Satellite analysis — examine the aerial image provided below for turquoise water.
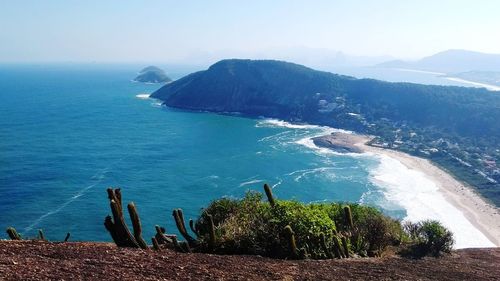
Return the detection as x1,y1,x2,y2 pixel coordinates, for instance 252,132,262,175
1,64,402,241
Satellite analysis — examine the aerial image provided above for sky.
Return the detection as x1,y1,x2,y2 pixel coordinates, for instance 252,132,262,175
0,0,499,64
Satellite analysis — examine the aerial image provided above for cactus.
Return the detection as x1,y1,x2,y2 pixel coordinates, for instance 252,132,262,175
6,227,21,240
111,198,139,247
154,225,167,243
104,215,120,245
189,219,199,238
114,188,123,211
263,183,275,207
284,225,298,258
151,237,160,251
341,236,350,258
331,235,343,259
207,214,216,250
127,202,148,249
320,233,334,259
180,241,192,253
38,229,46,241
171,235,186,253
343,205,354,230
64,232,71,242
336,236,348,258
172,209,197,246
154,225,179,249
104,188,139,248
299,247,309,259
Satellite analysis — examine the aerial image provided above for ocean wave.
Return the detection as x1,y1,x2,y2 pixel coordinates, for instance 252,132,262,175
287,167,337,182
295,135,369,159
255,118,495,248
238,179,264,188
272,178,283,188
24,180,102,233
256,119,361,157
151,101,163,108
369,154,495,248
22,158,128,234
256,119,352,134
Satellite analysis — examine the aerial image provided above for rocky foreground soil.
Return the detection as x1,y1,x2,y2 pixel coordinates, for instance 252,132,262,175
0,241,499,280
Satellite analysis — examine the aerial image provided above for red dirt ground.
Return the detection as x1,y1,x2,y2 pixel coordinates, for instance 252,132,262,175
0,240,499,280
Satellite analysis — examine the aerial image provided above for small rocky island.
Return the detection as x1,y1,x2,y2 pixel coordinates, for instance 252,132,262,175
133,66,172,83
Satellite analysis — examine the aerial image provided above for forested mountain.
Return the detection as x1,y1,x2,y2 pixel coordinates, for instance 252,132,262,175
152,59,500,205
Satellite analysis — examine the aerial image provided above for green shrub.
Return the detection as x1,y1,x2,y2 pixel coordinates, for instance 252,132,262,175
355,211,403,256
401,220,454,257
196,191,274,255
193,190,404,259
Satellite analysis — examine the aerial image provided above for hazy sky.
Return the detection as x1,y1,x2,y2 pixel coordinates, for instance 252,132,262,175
1,0,499,63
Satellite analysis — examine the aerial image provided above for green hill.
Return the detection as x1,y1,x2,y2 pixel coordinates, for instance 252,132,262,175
152,59,500,205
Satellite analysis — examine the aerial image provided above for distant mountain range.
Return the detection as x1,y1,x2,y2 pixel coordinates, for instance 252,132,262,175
376,50,500,87
377,49,500,73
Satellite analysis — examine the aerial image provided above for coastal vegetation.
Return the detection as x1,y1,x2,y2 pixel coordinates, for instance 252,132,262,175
100,185,454,259
151,59,500,206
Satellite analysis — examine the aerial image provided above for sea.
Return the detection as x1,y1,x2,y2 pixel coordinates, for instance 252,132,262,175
0,63,495,248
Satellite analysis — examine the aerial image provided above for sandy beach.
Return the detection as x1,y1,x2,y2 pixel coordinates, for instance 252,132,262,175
315,133,500,247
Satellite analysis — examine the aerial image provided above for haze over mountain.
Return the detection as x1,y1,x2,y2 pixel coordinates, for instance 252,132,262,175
377,49,500,73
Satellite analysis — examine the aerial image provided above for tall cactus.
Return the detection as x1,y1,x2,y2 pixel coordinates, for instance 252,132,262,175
151,237,161,251
127,202,148,249
341,236,350,258
284,225,298,259
173,209,197,246
331,235,343,259
6,227,21,240
114,188,123,211
64,232,71,242
38,229,46,241
343,205,354,230
263,183,275,207
189,219,200,238
320,233,334,259
104,188,139,248
207,214,216,250
104,215,120,245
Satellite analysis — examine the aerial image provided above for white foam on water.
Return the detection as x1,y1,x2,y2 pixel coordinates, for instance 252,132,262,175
239,179,264,188
255,119,496,249
287,167,338,182
272,178,283,188
151,101,163,108
256,119,327,130
22,157,128,234
135,93,151,99
369,153,495,248
24,182,100,233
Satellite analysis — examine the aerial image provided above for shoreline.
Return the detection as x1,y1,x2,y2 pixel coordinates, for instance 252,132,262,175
443,76,500,92
314,133,500,247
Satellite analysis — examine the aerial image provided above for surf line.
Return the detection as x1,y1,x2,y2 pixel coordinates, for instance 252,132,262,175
23,158,126,233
